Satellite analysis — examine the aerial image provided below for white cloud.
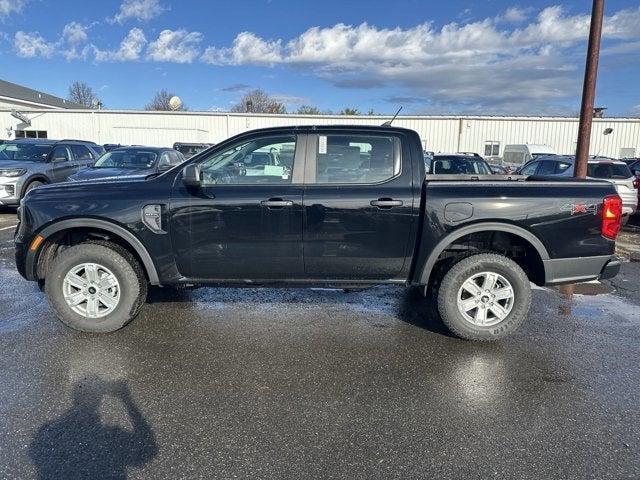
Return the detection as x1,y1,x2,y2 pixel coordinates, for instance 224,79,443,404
201,6,640,113
0,0,27,18
109,0,166,24
202,32,282,65
14,22,91,60
499,7,531,23
271,93,309,106
146,29,202,63
14,31,55,58
94,28,147,62
61,22,89,60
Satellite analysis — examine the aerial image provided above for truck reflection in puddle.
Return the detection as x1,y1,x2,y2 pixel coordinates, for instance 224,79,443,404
557,282,615,316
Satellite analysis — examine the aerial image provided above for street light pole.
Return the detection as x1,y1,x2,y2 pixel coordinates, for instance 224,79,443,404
574,0,605,178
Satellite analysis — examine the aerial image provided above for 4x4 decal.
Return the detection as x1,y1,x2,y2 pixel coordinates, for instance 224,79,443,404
561,203,598,215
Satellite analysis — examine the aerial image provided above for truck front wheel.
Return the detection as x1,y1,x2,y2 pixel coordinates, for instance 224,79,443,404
45,242,148,333
436,253,531,341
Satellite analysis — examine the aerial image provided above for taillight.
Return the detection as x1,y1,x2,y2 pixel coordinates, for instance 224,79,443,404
602,195,623,240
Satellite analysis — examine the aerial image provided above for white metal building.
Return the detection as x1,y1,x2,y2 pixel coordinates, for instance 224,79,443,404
1,109,638,159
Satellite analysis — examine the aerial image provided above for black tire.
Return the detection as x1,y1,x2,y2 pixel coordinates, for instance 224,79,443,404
436,253,531,341
23,180,45,198
45,242,148,333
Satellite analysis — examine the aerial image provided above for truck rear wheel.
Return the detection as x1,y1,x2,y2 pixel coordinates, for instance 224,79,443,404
45,242,148,333
436,253,531,341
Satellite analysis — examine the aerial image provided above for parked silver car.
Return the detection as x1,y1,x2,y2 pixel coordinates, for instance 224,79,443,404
518,155,638,220
0,139,102,206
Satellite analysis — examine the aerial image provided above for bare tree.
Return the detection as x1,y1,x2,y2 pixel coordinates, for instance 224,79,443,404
296,105,321,115
145,89,188,111
68,81,102,108
230,89,286,114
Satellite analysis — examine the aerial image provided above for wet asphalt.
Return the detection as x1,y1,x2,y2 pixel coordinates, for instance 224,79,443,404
0,208,639,479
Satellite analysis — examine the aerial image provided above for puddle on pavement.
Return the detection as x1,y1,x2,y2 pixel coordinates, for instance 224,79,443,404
555,282,614,297
553,282,638,322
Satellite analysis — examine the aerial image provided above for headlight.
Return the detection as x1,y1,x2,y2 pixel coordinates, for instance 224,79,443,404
0,169,27,177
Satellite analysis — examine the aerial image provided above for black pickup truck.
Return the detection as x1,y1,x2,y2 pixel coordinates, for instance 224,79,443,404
14,125,623,340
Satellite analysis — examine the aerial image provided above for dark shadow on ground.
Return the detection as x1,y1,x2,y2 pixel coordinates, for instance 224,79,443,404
0,206,17,214
29,376,158,480
147,284,455,338
396,286,455,337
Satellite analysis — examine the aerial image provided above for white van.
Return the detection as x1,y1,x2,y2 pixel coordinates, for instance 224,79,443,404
502,144,556,168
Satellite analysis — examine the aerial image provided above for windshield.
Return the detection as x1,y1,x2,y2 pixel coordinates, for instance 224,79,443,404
93,150,158,169
587,163,632,179
432,156,491,175
0,143,52,162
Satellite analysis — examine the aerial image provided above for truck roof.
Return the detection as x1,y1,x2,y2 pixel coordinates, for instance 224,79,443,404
236,125,418,135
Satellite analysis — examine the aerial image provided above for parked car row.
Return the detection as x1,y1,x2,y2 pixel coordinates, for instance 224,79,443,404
0,139,103,205
421,148,639,219
0,138,192,205
516,155,639,220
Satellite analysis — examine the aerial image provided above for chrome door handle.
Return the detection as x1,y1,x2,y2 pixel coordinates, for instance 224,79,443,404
261,199,294,208
370,199,403,209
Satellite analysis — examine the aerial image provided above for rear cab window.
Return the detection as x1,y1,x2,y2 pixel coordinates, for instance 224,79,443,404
587,163,633,179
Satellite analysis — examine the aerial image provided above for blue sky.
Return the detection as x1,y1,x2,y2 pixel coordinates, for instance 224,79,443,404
1,0,639,116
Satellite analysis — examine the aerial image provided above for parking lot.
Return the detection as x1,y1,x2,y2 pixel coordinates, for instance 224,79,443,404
0,208,639,479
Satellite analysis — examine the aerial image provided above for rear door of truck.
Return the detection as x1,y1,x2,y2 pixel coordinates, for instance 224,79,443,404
301,129,418,280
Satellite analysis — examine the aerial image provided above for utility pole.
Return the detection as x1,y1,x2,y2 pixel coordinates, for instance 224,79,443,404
574,0,605,178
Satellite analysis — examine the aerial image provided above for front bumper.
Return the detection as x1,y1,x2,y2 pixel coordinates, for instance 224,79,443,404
14,239,28,280
543,255,621,285
0,176,24,205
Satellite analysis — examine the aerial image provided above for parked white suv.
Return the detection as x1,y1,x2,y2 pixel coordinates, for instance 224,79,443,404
518,155,638,220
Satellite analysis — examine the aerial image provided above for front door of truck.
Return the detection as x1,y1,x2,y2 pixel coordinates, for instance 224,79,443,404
302,132,416,280
170,133,306,280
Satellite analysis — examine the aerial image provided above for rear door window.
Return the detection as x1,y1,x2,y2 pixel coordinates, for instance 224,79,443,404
314,134,399,184
70,145,94,160
536,161,556,175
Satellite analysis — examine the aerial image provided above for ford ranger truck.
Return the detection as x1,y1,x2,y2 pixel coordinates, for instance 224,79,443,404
14,126,623,340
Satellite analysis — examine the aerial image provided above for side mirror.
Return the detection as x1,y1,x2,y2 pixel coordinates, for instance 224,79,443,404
52,156,67,163
158,163,173,172
182,164,201,187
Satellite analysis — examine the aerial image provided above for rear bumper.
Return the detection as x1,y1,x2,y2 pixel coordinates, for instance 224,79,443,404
543,255,621,285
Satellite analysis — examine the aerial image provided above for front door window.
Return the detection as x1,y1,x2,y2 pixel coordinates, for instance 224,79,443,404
200,136,296,185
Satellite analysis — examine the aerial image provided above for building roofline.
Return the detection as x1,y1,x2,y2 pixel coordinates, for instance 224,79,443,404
0,79,88,110
0,108,639,122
